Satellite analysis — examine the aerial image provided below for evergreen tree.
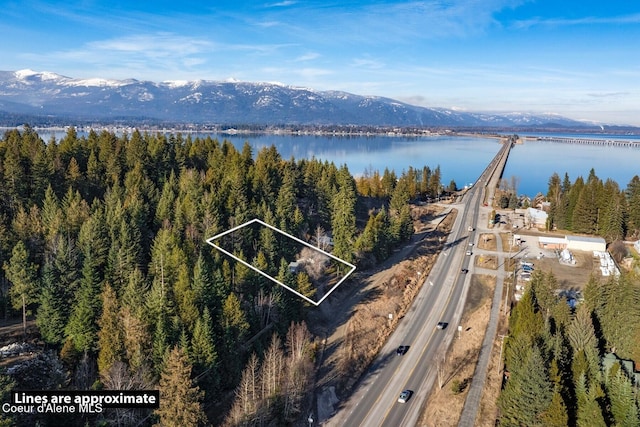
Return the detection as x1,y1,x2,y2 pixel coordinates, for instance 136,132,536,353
3,241,38,336
625,175,640,238
598,179,626,241
567,304,601,385
540,388,569,427
155,346,206,427
380,167,396,197
192,254,215,312
97,284,124,378
572,172,602,234
222,293,250,341
41,185,63,245
565,176,584,230
506,287,544,360
36,260,67,345
191,307,217,371
174,264,199,330
295,272,316,307
499,345,553,427
575,374,607,427
606,366,640,427
331,166,357,263
275,164,299,234
120,304,151,373
65,251,102,353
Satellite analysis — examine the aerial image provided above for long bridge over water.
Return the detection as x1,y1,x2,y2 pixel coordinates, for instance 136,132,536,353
523,135,640,148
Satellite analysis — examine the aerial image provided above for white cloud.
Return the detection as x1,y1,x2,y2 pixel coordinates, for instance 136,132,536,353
295,52,321,62
511,13,640,30
351,57,385,70
88,33,212,56
265,1,298,7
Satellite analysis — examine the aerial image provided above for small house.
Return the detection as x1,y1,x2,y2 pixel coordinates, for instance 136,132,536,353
288,261,300,273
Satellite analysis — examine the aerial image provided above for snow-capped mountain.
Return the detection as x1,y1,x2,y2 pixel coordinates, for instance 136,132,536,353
0,70,591,128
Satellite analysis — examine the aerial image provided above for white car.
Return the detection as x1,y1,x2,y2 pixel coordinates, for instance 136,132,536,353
398,390,413,403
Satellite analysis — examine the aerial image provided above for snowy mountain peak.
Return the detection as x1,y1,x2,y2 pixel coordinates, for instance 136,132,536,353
65,77,126,88
15,69,66,82
0,69,597,128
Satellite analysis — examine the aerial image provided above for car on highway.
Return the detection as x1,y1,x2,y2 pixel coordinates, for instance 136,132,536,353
436,322,448,330
461,268,468,274
396,346,408,356
397,390,413,403
465,250,472,256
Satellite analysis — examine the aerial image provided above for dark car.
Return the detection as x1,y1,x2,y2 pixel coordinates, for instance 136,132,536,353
436,322,448,330
396,345,408,355
461,268,468,274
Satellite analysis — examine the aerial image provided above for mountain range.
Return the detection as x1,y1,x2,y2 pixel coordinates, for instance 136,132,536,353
0,69,601,129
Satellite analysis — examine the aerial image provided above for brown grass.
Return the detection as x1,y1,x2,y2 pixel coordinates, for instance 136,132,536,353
475,254,498,270
477,233,498,251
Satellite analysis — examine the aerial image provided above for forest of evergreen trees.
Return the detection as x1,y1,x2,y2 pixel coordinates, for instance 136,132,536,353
497,167,640,426
546,169,640,241
0,125,444,426
498,271,640,426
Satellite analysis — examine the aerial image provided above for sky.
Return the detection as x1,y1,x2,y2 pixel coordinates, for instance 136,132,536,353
1,0,640,125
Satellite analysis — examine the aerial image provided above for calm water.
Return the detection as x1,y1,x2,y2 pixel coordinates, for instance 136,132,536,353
218,133,640,197
219,134,499,190
503,136,640,196
33,130,640,198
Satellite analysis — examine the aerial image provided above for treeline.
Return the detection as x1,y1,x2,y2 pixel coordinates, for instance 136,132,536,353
546,169,640,241
355,164,452,199
0,125,424,426
498,271,640,426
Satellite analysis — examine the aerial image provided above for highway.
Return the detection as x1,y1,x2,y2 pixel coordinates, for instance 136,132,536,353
326,138,512,427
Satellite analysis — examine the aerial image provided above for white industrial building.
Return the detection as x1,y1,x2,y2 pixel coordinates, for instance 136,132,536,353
538,235,606,252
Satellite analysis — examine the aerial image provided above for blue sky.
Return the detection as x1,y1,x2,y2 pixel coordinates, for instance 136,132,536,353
2,1,640,125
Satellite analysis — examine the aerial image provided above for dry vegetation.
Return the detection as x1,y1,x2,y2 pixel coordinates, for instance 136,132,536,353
475,316,509,426
335,208,456,390
418,274,496,426
312,204,456,401
475,254,498,270
477,233,498,251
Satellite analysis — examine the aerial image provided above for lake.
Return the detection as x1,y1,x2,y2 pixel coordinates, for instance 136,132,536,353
215,132,640,197
502,135,640,196
33,129,640,197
